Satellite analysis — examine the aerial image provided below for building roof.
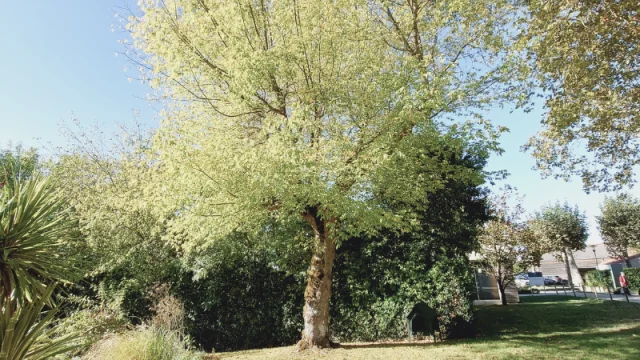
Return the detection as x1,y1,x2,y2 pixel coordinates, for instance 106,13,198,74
540,243,612,263
601,253,640,265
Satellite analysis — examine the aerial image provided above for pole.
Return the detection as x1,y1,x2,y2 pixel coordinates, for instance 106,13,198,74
555,284,559,296
474,269,480,301
592,247,601,300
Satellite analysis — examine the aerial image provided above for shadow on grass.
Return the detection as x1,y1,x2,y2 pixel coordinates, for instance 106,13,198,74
338,341,436,350
476,297,640,337
334,298,640,359
338,326,640,359
519,295,577,303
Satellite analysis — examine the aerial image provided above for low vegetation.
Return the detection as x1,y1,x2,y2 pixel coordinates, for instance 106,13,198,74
83,327,203,360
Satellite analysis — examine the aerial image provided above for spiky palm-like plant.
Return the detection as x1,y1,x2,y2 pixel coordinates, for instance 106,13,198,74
0,175,81,359
0,175,77,303
0,286,78,360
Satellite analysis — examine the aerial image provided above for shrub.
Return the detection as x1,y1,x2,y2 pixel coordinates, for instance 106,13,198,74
517,287,540,294
584,270,612,288
176,242,305,352
84,327,203,360
623,268,640,291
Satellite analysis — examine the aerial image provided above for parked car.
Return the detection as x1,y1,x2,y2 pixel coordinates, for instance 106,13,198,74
545,276,569,286
515,274,530,288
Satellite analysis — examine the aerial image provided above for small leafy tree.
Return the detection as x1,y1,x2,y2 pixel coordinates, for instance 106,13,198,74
597,194,640,267
478,188,537,305
530,203,589,288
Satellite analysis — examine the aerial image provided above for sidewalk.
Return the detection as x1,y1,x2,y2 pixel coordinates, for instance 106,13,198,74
520,289,640,303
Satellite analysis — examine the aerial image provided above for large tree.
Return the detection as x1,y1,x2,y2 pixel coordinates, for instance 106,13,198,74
523,0,640,192
126,0,520,349
597,193,640,267
530,202,589,288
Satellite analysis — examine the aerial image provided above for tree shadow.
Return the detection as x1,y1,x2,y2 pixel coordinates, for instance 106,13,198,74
337,340,437,350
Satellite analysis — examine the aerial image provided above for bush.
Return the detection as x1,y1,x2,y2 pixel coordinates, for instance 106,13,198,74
517,287,540,294
175,235,305,352
623,268,640,292
84,327,203,360
584,270,611,288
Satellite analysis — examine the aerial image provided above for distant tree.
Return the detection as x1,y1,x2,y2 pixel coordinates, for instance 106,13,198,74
478,187,537,305
0,144,38,189
522,0,640,192
597,194,640,267
530,203,589,287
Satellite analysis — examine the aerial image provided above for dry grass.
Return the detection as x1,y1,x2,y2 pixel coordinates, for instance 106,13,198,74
84,327,204,360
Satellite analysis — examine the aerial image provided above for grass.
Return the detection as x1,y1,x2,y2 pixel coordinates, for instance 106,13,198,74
219,296,640,360
84,326,204,360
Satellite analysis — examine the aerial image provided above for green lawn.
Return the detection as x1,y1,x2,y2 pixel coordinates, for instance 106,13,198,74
219,296,640,360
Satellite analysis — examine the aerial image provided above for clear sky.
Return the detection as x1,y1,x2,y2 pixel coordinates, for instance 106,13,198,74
1,1,636,244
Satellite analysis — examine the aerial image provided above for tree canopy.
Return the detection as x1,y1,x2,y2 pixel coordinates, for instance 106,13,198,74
126,0,522,348
597,193,640,267
530,202,589,287
523,0,640,192
0,144,38,190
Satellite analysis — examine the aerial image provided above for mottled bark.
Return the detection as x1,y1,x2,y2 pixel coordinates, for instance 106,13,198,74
562,248,575,289
562,247,583,288
297,207,336,351
566,249,583,286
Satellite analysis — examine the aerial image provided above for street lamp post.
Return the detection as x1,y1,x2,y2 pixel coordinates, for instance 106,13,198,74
592,245,613,301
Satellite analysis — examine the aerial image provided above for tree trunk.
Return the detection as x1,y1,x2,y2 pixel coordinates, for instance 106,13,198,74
561,248,575,289
624,249,632,268
298,207,336,351
566,249,583,287
497,280,507,306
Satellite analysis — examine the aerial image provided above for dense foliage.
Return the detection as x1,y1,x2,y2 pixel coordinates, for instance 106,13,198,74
0,144,38,189
125,0,521,348
584,270,612,289
523,0,640,191
597,194,640,267
176,234,305,352
332,150,489,339
622,268,640,293
530,203,589,287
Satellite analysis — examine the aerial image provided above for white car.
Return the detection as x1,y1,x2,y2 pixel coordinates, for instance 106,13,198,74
515,275,530,288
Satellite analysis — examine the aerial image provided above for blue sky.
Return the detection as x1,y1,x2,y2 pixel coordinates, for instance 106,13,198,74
1,1,636,244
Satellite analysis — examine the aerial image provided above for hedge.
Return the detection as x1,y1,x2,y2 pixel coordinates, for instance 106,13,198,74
623,268,640,291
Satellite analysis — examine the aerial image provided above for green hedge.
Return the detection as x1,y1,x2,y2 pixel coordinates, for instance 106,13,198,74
584,270,611,288
623,268,640,291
